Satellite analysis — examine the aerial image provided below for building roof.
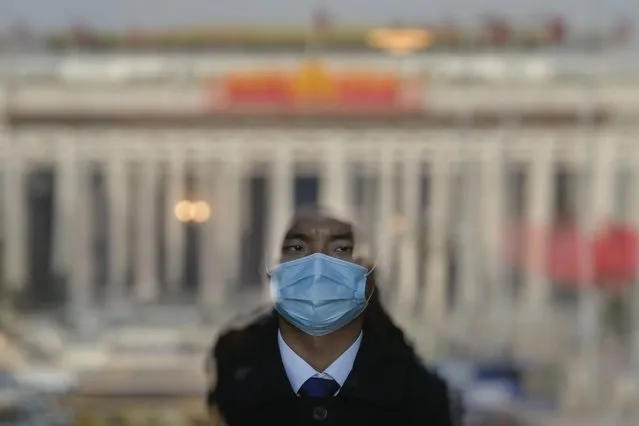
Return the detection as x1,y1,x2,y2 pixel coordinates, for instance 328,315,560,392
32,24,630,54
6,107,611,129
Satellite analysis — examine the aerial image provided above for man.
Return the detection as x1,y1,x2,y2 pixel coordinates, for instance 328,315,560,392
207,206,456,425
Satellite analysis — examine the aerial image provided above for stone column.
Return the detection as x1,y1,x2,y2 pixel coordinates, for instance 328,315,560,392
632,143,639,397
588,138,616,231
375,145,395,284
196,158,217,307
133,159,159,302
479,138,515,354
423,150,451,325
320,140,352,219
576,135,616,400
478,139,512,357
52,144,77,279
395,153,421,319
480,141,506,304
2,144,27,291
67,160,94,332
265,148,294,300
457,161,480,313
198,153,244,309
216,154,244,295
632,147,639,394
522,139,555,313
361,160,377,246
105,157,130,308
266,148,294,263
633,272,639,404
164,153,186,296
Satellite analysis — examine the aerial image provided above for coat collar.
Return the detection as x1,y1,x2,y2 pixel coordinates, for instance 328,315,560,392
234,311,411,408
338,325,411,407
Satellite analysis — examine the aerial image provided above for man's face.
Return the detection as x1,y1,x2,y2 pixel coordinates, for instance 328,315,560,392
280,213,355,263
276,211,375,327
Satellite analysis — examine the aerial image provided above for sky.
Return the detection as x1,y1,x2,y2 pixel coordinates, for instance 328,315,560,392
1,0,637,31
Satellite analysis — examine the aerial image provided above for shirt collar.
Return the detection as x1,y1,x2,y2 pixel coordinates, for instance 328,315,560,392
277,330,362,393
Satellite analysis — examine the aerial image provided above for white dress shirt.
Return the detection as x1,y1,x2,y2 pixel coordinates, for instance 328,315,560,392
277,330,362,394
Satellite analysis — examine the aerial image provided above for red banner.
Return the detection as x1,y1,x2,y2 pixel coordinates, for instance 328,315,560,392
209,61,422,111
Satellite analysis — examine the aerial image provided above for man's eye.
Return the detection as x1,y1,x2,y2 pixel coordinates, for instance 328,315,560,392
283,245,305,253
335,246,353,253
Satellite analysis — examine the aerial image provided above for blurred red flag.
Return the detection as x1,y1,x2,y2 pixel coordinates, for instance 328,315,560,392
483,15,512,44
312,7,331,37
613,17,634,43
546,15,568,43
592,224,639,286
506,220,638,290
8,19,33,47
70,19,95,46
545,223,587,285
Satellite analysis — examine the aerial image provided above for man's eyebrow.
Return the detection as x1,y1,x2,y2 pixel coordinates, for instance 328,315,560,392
330,231,354,241
283,231,308,241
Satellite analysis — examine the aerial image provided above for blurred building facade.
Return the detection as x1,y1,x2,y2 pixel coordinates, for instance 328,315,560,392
1,51,639,409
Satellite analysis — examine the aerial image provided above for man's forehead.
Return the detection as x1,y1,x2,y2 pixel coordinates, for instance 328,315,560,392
286,216,353,237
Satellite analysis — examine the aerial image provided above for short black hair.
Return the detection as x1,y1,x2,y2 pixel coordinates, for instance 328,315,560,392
283,203,360,245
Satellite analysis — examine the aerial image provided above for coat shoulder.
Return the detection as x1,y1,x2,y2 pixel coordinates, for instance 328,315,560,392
404,361,461,425
205,306,276,411
407,361,449,397
209,305,276,363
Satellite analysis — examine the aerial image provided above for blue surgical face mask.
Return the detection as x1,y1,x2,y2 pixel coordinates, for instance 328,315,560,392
269,253,374,336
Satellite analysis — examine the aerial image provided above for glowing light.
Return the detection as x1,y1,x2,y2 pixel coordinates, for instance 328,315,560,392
192,201,211,223
174,200,212,223
366,28,433,54
174,201,193,223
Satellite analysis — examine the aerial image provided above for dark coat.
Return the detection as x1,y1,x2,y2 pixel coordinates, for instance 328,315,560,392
207,309,456,426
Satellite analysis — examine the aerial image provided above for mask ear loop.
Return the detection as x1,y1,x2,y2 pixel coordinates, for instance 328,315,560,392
262,258,269,276
362,251,383,309
364,283,375,305
261,257,275,278
363,252,379,277
362,251,381,306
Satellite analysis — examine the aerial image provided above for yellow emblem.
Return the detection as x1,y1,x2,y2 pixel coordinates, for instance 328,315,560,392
291,61,336,103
